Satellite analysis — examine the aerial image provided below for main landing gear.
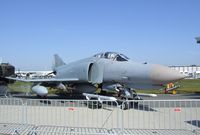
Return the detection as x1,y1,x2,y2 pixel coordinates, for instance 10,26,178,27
118,87,142,110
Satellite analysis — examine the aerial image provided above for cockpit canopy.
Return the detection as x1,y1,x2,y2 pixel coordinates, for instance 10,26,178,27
93,52,129,61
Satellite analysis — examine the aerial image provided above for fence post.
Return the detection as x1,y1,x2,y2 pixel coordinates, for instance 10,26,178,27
118,101,125,135
21,99,27,125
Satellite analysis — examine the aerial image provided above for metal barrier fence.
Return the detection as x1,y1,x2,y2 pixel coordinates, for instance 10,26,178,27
0,98,200,135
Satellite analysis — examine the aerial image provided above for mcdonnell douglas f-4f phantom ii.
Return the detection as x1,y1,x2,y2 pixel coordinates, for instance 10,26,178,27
7,52,185,102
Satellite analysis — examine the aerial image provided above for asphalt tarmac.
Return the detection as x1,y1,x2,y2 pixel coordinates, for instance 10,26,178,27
6,92,200,100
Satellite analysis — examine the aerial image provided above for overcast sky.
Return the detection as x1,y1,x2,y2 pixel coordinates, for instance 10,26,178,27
0,0,199,70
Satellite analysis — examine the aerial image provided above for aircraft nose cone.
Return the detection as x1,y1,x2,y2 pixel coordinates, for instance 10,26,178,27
150,64,186,84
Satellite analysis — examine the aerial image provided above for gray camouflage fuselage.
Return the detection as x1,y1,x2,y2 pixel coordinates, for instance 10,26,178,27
54,52,185,93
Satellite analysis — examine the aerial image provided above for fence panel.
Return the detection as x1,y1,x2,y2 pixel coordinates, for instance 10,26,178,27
24,99,119,129
0,98,23,124
1,98,200,135
121,100,200,131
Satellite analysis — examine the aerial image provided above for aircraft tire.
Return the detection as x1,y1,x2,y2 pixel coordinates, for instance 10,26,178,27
87,101,102,109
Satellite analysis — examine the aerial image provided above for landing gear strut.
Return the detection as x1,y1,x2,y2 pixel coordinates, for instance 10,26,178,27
118,87,142,110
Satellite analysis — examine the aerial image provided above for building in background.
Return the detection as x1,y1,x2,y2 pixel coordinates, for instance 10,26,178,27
170,65,200,79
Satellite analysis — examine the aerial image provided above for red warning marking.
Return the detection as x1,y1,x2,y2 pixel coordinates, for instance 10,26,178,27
174,108,181,112
68,108,76,111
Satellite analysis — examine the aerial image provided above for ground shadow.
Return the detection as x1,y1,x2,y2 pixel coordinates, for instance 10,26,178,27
186,120,200,128
129,103,157,112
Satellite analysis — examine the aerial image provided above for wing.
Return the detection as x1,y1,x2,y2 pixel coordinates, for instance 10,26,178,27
6,77,79,83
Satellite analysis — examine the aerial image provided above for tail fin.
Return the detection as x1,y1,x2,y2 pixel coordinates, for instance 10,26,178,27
52,54,66,70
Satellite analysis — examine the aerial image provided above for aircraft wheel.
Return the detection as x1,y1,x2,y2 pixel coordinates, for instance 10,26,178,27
134,102,139,107
120,97,128,110
87,99,102,109
37,95,47,99
88,102,102,109
121,102,128,110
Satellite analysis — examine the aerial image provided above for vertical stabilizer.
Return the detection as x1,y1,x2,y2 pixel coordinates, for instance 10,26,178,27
52,54,66,70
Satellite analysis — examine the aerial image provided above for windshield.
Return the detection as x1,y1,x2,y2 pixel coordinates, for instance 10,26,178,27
93,52,129,61
116,54,129,61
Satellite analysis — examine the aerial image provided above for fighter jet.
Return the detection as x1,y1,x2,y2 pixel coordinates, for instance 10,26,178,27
7,52,185,101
